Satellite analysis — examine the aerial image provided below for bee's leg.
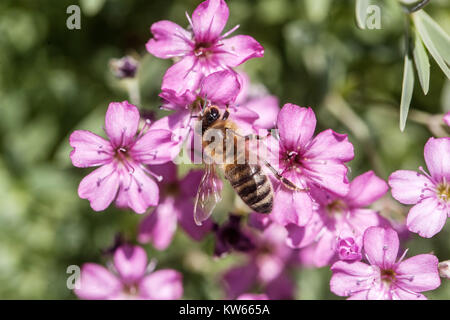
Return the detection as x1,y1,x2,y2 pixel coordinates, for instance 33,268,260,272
262,160,308,192
222,109,230,120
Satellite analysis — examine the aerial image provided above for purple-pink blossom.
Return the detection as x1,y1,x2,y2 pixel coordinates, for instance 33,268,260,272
288,171,389,267
267,103,354,227
70,101,178,213
389,137,450,238
75,245,183,300
138,162,212,250
146,0,264,94
222,223,296,300
330,227,441,300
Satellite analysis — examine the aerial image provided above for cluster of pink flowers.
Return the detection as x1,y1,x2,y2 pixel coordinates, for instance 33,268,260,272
69,0,448,300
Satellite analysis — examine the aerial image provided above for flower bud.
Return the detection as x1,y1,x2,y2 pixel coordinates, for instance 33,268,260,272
439,261,450,278
110,55,139,79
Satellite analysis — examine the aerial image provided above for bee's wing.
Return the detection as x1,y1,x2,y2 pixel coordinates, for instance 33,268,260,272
193,164,223,226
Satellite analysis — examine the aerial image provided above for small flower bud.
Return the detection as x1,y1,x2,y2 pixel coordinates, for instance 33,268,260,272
110,55,139,79
438,261,450,278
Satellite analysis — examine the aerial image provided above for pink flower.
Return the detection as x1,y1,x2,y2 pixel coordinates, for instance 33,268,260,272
444,112,450,126
330,227,441,300
138,162,212,250
287,171,388,267
222,223,296,300
75,245,183,300
70,101,178,213
389,137,450,238
146,0,264,94
268,103,354,227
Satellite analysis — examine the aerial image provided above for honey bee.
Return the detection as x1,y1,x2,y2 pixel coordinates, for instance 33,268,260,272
193,105,304,226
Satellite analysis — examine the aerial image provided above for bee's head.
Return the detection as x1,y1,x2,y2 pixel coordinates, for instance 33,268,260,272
202,106,221,129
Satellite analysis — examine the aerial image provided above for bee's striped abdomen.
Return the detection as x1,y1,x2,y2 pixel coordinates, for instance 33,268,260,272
224,164,273,214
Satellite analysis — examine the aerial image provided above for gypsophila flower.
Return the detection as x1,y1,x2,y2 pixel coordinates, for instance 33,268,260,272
70,101,178,213
389,137,450,238
75,245,183,300
330,227,440,300
267,103,354,227
146,0,264,94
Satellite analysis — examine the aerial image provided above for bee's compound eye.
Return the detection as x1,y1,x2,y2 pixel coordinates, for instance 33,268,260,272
207,108,220,122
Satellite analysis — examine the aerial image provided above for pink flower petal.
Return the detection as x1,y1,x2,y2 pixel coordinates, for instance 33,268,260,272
150,162,178,184
346,208,385,235
271,186,312,226
277,104,316,151
199,70,240,104
304,129,354,163
146,20,192,59
391,289,426,300
104,101,140,148
424,137,450,182
159,89,196,111
162,55,203,95
285,211,323,248
139,269,183,300
345,171,388,208
241,96,279,129
396,254,441,293
406,197,447,238
218,35,264,67
192,0,229,42
131,129,180,164
138,198,178,250
312,230,337,267
118,166,159,214
75,263,122,300
176,198,213,241
388,170,432,205
235,71,250,104
69,130,113,168
113,245,148,284
363,227,399,269
302,160,350,197
265,273,295,300
223,263,258,299
179,169,203,198
78,163,120,211
330,261,375,297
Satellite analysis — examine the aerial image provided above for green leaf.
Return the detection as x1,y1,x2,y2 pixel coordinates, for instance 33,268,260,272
355,0,369,29
415,10,450,65
400,53,415,132
413,12,450,80
412,30,430,95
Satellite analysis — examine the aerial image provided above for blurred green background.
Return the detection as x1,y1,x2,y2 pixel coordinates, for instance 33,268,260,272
0,0,449,299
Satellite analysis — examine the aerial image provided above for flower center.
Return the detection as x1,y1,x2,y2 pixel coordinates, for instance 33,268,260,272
380,268,396,285
437,182,449,202
123,283,139,297
326,199,347,216
194,42,213,58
